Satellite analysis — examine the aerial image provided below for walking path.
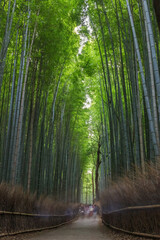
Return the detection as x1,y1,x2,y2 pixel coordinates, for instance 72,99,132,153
1,216,151,240
25,216,114,240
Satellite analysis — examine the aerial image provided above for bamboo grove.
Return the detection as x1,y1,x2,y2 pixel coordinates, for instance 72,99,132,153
0,0,160,203
86,0,160,193
0,0,88,202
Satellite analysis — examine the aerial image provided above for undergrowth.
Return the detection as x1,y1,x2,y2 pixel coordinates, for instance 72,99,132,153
0,183,78,215
101,163,160,213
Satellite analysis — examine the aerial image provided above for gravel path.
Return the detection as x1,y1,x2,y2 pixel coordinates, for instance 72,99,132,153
0,216,151,240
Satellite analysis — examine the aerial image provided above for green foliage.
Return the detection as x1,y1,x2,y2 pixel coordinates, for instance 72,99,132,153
0,0,160,205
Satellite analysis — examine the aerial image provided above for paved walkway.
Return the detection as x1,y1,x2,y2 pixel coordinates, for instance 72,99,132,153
26,217,114,240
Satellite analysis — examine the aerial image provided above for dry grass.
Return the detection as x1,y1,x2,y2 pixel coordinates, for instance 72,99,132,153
0,182,78,215
101,163,160,235
101,163,160,212
0,183,79,233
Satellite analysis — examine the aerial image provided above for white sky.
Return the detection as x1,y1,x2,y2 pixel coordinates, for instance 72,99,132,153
74,2,92,109
74,1,92,55
83,94,92,109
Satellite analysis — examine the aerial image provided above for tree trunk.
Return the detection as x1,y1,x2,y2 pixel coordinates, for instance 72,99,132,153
126,0,159,156
11,11,31,185
153,0,160,32
92,168,94,203
142,0,160,121
95,137,101,201
0,0,16,95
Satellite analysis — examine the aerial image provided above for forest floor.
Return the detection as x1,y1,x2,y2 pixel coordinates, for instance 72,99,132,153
0,216,151,240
